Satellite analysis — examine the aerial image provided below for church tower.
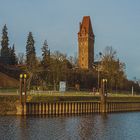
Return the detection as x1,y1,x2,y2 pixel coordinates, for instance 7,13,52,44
78,16,95,69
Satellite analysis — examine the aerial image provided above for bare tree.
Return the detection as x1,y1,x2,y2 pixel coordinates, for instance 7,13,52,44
18,53,25,64
101,46,126,91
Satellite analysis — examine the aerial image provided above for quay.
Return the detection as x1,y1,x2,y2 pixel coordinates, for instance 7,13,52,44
17,101,140,115
15,77,140,115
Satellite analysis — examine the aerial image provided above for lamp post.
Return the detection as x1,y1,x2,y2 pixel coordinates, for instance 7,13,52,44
24,74,27,103
98,52,102,91
102,79,107,96
92,64,100,92
132,86,134,96
97,65,100,92
94,52,102,92
20,74,23,104
19,74,27,104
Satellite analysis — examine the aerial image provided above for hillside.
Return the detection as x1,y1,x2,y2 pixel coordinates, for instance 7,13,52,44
0,72,19,88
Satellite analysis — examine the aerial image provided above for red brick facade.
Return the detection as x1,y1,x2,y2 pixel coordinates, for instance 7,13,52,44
78,16,94,69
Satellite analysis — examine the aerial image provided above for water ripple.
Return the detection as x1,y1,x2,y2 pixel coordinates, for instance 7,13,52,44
0,113,140,140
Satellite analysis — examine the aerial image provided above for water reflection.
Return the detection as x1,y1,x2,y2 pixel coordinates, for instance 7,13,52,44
0,113,140,140
77,115,94,140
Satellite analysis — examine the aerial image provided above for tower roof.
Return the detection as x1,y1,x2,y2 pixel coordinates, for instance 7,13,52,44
79,16,94,36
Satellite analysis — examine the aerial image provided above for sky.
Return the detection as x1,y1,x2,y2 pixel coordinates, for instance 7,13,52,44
0,0,140,80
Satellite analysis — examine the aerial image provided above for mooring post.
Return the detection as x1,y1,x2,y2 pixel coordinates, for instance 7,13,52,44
100,79,107,113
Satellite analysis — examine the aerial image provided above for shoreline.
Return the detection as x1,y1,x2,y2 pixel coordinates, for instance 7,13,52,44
1,94,140,115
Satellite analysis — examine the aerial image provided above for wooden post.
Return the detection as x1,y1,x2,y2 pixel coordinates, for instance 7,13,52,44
100,79,107,113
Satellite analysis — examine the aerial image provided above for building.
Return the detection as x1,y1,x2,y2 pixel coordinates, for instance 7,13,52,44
78,16,95,69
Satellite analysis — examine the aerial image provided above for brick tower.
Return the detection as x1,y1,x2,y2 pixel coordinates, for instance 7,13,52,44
78,16,94,69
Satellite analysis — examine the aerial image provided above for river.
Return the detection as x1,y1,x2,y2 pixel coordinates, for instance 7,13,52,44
0,112,140,140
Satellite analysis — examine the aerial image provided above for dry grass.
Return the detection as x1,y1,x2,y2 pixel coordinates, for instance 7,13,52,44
0,72,19,88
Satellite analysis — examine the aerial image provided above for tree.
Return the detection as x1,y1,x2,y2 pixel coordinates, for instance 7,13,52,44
100,46,126,91
26,32,36,69
41,40,50,68
17,53,25,64
40,40,50,86
9,44,17,65
0,24,10,64
25,32,37,89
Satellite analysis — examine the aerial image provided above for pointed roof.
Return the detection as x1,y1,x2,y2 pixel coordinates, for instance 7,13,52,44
79,16,94,36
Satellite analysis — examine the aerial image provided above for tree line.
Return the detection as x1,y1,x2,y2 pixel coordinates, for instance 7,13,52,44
0,24,140,93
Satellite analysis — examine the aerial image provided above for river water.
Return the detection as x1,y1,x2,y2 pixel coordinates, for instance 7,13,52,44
0,112,140,140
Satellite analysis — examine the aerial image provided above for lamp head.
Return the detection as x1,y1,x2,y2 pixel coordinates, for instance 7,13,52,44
20,74,23,79
24,74,27,79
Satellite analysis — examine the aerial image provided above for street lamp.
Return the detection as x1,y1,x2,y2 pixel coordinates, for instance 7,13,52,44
19,74,27,104
97,64,100,92
24,74,27,103
93,52,102,92
102,79,107,96
20,74,23,79
19,74,23,103
92,64,100,92
98,52,102,91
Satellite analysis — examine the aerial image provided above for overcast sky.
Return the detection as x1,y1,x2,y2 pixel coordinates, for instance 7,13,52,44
0,0,140,80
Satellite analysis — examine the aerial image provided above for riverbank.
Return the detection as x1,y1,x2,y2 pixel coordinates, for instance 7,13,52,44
29,94,140,102
1,93,140,115
0,95,18,115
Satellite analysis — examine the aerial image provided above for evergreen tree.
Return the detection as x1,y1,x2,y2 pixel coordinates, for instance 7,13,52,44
26,32,36,69
10,44,17,65
25,32,38,89
0,24,10,64
41,40,50,67
40,40,50,85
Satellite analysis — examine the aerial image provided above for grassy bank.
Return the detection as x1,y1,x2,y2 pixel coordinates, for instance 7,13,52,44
28,92,140,102
28,94,100,102
107,96,140,102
